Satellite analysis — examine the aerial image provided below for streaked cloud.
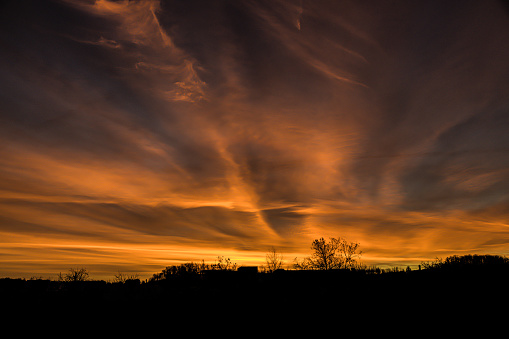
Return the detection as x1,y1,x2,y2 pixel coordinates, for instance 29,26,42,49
1,0,509,279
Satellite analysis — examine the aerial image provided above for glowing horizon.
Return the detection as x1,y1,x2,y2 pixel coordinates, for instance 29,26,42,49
1,0,509,281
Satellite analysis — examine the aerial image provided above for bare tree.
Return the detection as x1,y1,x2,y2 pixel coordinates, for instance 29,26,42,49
58,267,89,282
339,238,362,269
265,247,284,272
294,237,362,270
211,256,237,271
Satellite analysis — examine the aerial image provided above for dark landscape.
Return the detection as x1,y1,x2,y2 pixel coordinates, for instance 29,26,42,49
3,254,509,314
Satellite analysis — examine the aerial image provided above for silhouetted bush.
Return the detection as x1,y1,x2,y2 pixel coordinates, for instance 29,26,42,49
149,257,238,282
113,272,139,283
57,267,89,282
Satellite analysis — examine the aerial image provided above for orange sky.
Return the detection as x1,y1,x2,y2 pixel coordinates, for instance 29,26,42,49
1,0,509,280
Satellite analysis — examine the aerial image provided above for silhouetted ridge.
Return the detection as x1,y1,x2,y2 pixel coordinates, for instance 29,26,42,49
422,254,509,270
3,253,509,315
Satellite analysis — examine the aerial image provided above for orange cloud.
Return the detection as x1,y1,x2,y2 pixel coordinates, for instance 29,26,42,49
1,0,509,280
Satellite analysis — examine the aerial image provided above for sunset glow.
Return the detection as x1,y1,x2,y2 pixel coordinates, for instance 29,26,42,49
1,0,509,280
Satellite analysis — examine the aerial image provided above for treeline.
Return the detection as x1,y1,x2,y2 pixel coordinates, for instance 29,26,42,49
421,254,509,270
147,253,509,281
3,237,509,320
4,235,509,284
150,256,237,282
3,253,509,312
2,237,509,300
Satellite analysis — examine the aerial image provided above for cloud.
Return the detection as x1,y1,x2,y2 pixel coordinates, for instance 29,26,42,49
1,0,509,278
398,107,509,212
260,206,308,236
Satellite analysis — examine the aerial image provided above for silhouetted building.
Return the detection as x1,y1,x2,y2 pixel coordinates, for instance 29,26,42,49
238,266,258,274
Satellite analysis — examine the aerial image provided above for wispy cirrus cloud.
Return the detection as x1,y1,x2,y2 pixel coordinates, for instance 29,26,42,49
1,0,509,279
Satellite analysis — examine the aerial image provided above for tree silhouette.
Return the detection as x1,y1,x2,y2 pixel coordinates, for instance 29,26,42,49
149,258,240,282
58,267,89,282
150,261,209,281
265,247,284,272
294,237,362,270
421,254,509,270
211,256,237,271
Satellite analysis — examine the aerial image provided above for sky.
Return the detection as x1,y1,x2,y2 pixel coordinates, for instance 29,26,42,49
1,0,509,280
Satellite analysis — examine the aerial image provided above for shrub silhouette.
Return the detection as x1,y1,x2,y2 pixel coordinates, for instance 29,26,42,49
210,256,237,271
113,272,139,283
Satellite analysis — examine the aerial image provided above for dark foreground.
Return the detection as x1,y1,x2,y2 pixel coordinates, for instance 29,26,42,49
3,267,508,313
4,255,509,333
